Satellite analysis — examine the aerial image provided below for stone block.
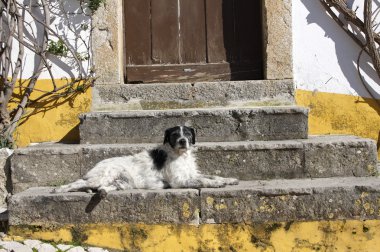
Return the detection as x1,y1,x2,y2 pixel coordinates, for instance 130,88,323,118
303,135,378,177
92,80,295,111
11,144,83,193
11,143,152,193
92,0,121,84
196,140,304,180
0,148,12,208
200,177,380,223
263,0,293,79
9,187,200,225
79,106,308,144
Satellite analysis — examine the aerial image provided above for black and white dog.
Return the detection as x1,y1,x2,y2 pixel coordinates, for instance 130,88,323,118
53,126,239,197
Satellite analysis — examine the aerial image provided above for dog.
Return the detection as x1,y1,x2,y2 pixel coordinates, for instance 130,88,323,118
53,126,239,198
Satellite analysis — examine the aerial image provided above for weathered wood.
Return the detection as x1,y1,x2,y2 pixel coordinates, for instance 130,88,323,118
126,62,262,83
206,0,235,63
151,0,180,64
124,0,152,65
179,0,207,63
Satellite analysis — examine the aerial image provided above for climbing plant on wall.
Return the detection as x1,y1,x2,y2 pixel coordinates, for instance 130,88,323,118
0,0,104,147
320,0,380,93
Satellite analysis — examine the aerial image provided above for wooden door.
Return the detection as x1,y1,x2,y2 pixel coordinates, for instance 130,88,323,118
124,0,263,83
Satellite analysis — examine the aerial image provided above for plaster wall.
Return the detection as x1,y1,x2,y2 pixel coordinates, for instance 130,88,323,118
293,0,380,99
293,1,380,157
10,0,91,80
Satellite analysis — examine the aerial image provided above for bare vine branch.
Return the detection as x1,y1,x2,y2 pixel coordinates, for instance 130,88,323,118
364,0,380,78
320,0,380,88
0,0,101,147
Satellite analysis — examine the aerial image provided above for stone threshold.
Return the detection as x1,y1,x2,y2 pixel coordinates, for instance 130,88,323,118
92,80,295,111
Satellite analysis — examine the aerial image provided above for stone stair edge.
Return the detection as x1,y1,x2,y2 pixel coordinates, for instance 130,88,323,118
80,105,309,118
13,177,380,196
97,79,295,87
13,134,376,153
79,105,309,143
92,79,295,111
8,176,380,226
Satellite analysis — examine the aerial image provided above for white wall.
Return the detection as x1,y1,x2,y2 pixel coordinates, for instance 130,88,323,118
293,0,380,99
10,0,91,80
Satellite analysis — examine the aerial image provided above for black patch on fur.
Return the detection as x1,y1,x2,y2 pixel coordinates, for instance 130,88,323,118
163,181,171,189
85,193,103,213
183,126,196,144
98,189,107,199
164,126,180,148
149,148,168,171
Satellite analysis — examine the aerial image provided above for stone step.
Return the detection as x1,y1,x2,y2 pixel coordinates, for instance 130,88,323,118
11,135,377,193
79,106,308,144
8,177,380,226
93,80,295,111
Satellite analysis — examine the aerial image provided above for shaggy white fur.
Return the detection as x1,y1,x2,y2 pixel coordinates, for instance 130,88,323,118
53,126,239,197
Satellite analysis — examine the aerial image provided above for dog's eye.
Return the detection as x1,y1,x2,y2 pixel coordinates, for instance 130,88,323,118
184,132,192,137
171,132,180,138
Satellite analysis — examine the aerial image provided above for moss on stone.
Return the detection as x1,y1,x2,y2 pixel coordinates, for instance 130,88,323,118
70,226,88,246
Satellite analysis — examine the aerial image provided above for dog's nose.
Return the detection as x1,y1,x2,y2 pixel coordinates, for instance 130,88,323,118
179,139,187,146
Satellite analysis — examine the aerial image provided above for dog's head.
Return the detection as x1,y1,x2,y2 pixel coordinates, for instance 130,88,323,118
164,126,196,153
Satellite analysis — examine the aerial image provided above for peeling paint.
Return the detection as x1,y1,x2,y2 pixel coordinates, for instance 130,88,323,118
214,203,227,211
296,90,380,158
182,202,191,219
9,220,380,251
206,197,214,207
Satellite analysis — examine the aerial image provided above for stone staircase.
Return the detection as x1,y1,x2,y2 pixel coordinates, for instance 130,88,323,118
6,81,380,248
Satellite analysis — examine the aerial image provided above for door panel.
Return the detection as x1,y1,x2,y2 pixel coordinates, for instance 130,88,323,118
179,0,207,63
124,0,263,83
124,0,151,65
206,0,233,63
151,0,180,64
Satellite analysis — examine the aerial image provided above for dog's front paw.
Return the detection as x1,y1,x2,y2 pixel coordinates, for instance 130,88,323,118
98,189,107,199
207,180,226,188
224,178,239,185
51,187,63,194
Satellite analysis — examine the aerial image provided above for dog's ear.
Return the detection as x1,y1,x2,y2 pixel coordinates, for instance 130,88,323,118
189,127,196,144
164,127,174,144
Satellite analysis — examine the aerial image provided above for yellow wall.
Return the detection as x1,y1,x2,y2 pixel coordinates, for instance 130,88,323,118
10,79,92,147
296,89,380,158
8,220,380,251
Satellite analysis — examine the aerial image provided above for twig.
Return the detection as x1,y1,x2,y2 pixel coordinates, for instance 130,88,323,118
320,0,380,85
364,0,380,78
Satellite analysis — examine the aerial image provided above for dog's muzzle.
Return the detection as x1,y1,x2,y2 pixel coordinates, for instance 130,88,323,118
178,138,188,149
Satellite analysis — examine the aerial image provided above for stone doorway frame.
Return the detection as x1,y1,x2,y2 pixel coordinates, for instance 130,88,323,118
92,0,293,85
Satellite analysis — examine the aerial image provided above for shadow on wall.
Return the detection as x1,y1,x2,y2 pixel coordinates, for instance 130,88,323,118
22,0,91,79
301,0,380,104
300,0,380,152
11,80,91,146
